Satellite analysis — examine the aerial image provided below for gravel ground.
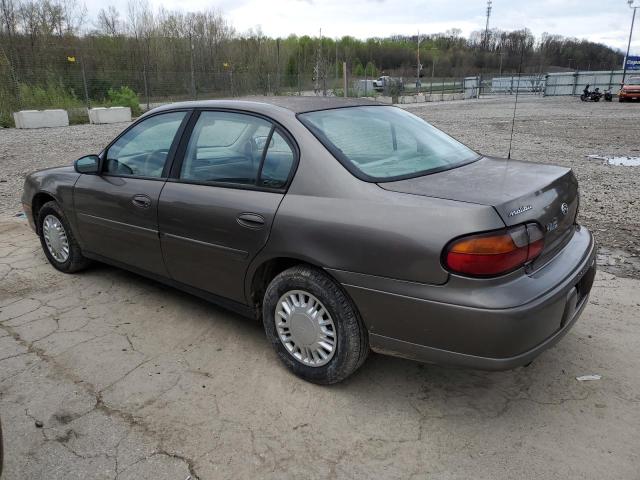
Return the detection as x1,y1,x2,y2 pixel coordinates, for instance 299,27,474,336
1,96,639,277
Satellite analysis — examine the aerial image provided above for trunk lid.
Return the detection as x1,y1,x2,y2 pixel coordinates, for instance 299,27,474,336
379,156,579,268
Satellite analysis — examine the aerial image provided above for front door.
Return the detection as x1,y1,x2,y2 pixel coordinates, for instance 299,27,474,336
74,111,189,276
158,110,297,303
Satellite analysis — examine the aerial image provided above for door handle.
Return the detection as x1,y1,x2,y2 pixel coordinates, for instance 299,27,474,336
237,213,265,229
132,194,152,209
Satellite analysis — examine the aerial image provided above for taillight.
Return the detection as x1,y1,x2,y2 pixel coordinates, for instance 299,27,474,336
444,223,545,277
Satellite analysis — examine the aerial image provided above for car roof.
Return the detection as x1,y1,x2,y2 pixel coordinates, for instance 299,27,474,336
146,96,382,116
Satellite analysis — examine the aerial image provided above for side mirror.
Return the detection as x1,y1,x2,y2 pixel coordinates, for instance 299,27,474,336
74,155,101,174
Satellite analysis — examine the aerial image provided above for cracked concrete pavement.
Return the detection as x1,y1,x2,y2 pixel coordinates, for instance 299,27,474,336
1,217,639,479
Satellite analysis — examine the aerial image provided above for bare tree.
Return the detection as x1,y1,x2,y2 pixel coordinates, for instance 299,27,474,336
96,5,119,36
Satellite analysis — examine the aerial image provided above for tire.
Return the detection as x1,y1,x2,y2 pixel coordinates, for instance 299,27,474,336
619,96,625,102
38,201,91,273
262,265,369,384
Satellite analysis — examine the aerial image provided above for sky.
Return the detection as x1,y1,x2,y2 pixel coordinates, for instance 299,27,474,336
87,0,640,54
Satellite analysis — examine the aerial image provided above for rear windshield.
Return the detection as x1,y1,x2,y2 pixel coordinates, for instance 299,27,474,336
299,106,479,181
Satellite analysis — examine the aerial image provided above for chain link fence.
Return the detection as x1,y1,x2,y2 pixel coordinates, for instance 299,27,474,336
0,62,630,127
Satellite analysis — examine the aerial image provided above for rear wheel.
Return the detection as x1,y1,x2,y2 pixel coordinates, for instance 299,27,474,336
262,265,369,384
38,201,90,273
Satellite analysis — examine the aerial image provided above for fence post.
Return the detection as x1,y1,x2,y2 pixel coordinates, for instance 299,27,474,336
441,79,444,101
608,69,614,91
343,62,347,98
142,67,150,110
80,57,90,111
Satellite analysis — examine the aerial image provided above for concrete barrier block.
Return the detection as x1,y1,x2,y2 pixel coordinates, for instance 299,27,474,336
13,109,69,129
89,106,132,124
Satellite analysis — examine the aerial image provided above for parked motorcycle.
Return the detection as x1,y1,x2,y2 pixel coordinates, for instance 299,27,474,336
580,83,602,102
580,84,602,102
604,88,613,102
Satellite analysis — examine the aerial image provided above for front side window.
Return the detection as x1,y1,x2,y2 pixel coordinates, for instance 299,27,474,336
299,106,479,181
105,111,186,178
180,111,295,188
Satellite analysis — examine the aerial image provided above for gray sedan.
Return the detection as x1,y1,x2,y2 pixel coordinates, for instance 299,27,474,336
21,97,596,384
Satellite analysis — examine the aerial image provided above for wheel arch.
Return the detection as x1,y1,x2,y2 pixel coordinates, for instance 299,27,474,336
247,255,346,317
31,191,58,234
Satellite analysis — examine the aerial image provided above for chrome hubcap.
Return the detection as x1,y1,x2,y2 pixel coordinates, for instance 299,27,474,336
42,214,69,263
275,290,337,367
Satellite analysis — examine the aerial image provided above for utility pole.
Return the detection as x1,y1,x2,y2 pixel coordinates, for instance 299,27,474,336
484,0,492,49
623,0,639,84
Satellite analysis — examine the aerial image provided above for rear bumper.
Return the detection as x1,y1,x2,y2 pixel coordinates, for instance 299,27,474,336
620,91,640,99
329,226,596,370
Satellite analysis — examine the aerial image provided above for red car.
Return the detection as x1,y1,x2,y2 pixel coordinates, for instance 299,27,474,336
619,76,640,102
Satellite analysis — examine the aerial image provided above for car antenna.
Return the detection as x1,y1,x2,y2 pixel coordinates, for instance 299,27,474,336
507,45,526,160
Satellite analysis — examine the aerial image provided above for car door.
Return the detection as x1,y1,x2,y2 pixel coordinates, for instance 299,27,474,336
158,110,297,303
74,110,190,276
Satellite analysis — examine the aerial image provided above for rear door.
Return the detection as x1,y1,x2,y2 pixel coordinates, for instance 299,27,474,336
158,110,297,303
74,110,189,276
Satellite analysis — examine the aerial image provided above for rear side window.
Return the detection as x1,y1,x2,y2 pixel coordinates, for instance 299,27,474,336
259,131,295,189
105,111,186,178
180,111,295,189
299,106,479,181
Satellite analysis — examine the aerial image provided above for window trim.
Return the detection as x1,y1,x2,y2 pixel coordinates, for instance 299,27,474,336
168,108,300,193
297,106,481,183
98,109,194,181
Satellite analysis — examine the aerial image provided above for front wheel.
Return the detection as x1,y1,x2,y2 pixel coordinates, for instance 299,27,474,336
262,265,369,384
38,201,91,273
580,94,587,101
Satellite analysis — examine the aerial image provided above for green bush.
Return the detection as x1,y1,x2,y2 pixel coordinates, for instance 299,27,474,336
18,83,84,110
106,86,141,116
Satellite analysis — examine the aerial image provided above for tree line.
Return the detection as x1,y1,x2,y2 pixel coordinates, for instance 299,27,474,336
0,0,625,109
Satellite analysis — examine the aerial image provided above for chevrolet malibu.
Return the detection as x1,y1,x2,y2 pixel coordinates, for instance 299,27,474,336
22,98,596,384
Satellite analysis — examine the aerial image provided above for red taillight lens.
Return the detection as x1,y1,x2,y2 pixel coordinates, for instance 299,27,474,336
444,224,545,277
